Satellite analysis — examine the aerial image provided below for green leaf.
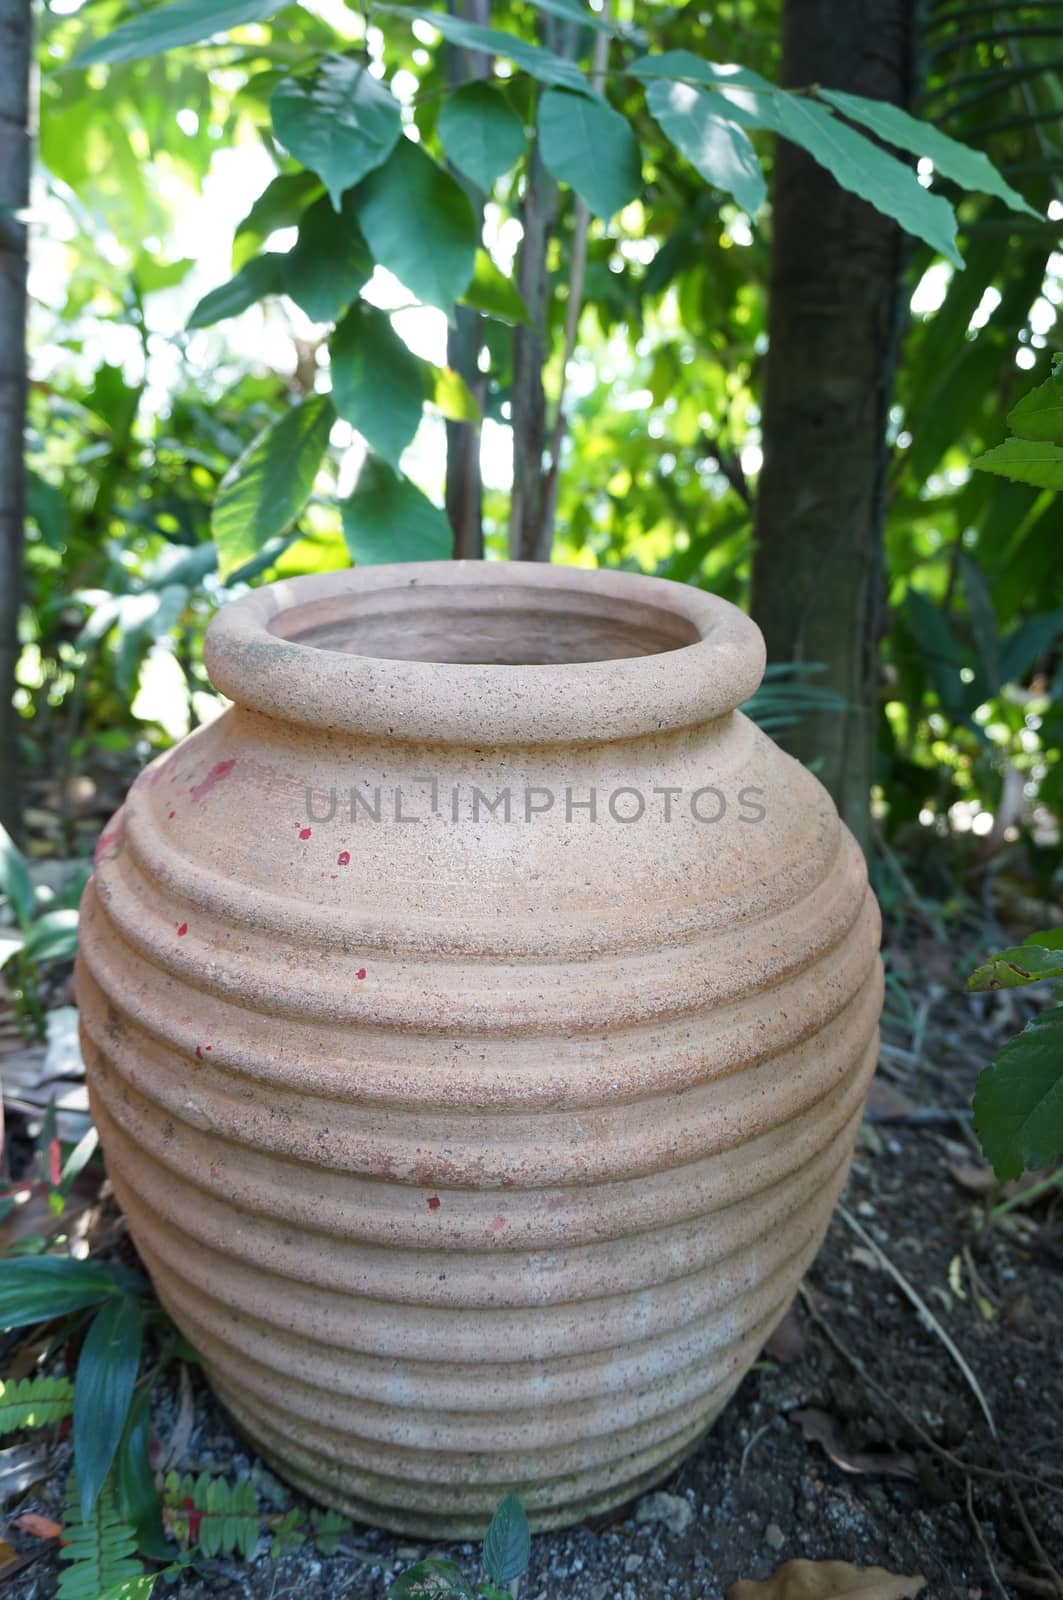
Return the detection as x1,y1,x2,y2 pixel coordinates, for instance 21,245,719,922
341,457,452,564
67,0,294,69
233,170,323,271
355,140,478,314
331,303,424,466
482,1494,530,1585
0,1374,75,1433
117,1385,168,1557
969,941,1063,991
187,255,286,331
973,1003,1063,1179
388,1558,476,1598
271,56,402,210
461,249,528,324
378,8,594,96
999,611,1063,685
429,365,481,423
630,52,784,132
646,80,765,215
772,96,961,267
903,588,974,724
1006,367,1063,444
0,821,36,930
283,192,373,323
957,551,1000,695
816,89,1041,220
97,1578,159,1600
0,1257,120,1330
59,1475,144,1600
528,0,620,32
21,908,79,966
211,394,334,577
537,90,642,220
438,83,526,192
973,437,1063,491
75,1294,143,1520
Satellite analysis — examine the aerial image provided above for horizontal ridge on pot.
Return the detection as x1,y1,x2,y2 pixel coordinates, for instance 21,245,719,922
76,561,882,1535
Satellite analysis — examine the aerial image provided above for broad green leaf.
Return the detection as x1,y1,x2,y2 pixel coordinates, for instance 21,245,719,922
957,551,1000,694
973,1003,1063,1179
355,140,478,314
438,83,526,192
0,821,36,930
341,457,451,564
283,193,372,323
461,249,528,324
973,437,1063,491
212,394,334,577
903,588,974,725
817,89,1041,220
331,303,424,466
271,57,402,210
67,0,294,69
0,1257,120,1331
630,51,785,133
969,942,1063,991
537,90,642,220
646,80,765,215
772,97,962,267
187,254,286,331
482,1493,530,1585
117,1385,168,1557
999,610,1063,685
0,930,24,970
233,170,323,271
97,1578,160,1600
529,0,620,32
75,1294,143,1520
378,7,594,96
429,365,481,423
22,908,79,966
1006,367,1063,444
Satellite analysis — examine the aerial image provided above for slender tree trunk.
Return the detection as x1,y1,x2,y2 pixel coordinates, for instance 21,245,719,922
508,139,557,563
444,0,489,561
0,0,30,841
752,0,916,851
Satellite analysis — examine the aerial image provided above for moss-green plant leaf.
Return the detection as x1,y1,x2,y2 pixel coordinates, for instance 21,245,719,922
973,437,1063,491
438,83,526,192
355,140,478,314
973,1003,1063,1179
187,255,286,330
271,57,402,210
212,395,334,576
646,80,765,214
283,193,373,323
341,457,451,564
538,90,642,220
331,303,424,466
68,0,293,69
75,1294,143,1520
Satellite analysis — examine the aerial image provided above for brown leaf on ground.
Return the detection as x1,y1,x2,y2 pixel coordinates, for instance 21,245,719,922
790,1409,918,1481
727,1558,927,1600
864,1080,916,1123
12,1512,63,1540
947,1160,996,1196
763,1304,805,1364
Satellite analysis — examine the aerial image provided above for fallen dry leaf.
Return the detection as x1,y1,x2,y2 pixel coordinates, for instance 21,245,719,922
727,1558,927,1600
763,1304,805,1364
12,1512,63,1540
947,1160,996,1197
864,1080,916,1123
790,1409,918,1481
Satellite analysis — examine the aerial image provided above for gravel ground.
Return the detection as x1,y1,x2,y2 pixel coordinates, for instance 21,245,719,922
4,929,1062,1599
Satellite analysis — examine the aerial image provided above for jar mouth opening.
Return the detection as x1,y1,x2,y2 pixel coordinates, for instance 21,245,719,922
204,562,766,746
266,580,701,666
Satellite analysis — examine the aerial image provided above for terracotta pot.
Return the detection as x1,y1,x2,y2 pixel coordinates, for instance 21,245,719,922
76,561,881,1537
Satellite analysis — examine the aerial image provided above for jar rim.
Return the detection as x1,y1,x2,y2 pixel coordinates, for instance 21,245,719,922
203,561,766,745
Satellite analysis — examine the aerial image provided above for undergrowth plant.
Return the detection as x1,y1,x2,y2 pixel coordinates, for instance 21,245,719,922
389,1493,532,1599
0,822,84,1038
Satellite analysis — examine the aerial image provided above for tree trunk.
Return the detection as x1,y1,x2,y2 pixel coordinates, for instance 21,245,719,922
0,0,30,841
751,0,916,851
444,0,489,561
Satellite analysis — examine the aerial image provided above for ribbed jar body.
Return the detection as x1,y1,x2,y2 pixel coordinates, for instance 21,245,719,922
76,563,881,1537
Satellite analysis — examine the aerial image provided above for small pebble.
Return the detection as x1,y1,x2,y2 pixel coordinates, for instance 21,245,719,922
636,1491,693,1537
624,1553,644,1574
765,1522,786,1551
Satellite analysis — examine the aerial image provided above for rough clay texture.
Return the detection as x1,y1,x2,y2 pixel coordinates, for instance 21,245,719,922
74,562,882,1537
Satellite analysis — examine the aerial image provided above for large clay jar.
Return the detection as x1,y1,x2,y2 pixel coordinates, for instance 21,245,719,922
76,561,881,1537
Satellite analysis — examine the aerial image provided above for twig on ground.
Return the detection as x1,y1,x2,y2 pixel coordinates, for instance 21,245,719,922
966,1477,1010,1600
739,1421,773,1479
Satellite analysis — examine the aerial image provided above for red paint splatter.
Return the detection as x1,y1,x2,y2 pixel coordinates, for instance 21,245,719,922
489,1216,507,1231
183,1499,203,1543
189,759,236,802
177,923,188,937
195,1046,203,1060
205,1044,212,1052
299,827,312,840
209,1165,220,1182
93,821,122,865
427,1196,441,1211
356,968,366,980
48,1140,61,1188
168,810,176,820
337,851,350,867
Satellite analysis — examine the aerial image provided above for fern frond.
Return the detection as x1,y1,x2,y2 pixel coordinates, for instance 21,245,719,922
58,1473,144,1600
311,1507,352,1555
0,1374,74,1433
162,1469,259,1559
